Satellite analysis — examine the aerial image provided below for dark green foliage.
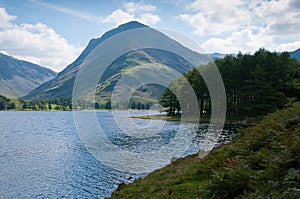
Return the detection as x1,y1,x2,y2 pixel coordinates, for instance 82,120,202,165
105,101,111,109
3,95,154,111
7,102,16,109
159,87,180,116
0,95,10,110
160,49,300,118
201,103,300,198
128,101,151,110
95,102,100,109
0,96,73,111
130,102,136,109
137,102,142,110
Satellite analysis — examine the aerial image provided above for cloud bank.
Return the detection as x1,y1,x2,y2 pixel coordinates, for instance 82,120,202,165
102,1,160,26
0,7,82,72
179,0,300,53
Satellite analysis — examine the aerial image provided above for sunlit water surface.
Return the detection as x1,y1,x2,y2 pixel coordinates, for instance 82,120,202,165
0,111,233,198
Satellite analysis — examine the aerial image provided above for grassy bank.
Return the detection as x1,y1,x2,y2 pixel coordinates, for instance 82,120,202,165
111,103,300,198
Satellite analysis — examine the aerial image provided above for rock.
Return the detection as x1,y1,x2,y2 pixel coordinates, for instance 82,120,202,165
198,150,209,159
170,157,178,163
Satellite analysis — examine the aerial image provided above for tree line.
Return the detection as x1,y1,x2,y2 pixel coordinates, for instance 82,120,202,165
0,95,12,110
160,49,300,118
95,100,152,110
0,96,153,111
0,96,73,111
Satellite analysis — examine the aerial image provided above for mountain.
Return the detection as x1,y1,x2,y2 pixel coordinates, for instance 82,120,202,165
290,48,300,62
0,53,56,98
23,21,212,104
209,52,226,60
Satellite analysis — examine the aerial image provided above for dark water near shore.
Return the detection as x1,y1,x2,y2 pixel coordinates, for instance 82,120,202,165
0,111,233,198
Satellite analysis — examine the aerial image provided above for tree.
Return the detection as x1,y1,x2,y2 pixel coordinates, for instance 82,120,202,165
48,103,52,110
160,88,179,116
130,102,136,109
95,102,100,109
105,101,111,109
7,102,16,110
160,49,300,119
137,102,142,110
0,95,10,110
145,103,150,110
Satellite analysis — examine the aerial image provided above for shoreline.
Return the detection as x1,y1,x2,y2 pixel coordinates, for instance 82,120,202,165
110,103,300,198
130,114,257,126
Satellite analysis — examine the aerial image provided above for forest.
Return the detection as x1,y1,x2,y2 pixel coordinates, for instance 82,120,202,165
160,49,300,119
0,96,73,111
0,95,152,111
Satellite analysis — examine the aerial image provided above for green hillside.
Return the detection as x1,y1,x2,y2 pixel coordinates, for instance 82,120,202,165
0,53,56,98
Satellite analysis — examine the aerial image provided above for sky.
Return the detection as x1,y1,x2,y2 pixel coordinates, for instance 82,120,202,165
0,0,299,72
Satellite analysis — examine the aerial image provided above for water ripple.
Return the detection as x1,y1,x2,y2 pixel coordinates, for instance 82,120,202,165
0,111,234,198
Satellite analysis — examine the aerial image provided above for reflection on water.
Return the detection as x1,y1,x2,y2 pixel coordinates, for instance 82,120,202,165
0,111,235,198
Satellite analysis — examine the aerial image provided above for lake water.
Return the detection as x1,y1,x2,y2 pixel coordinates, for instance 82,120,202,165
0,111,232,198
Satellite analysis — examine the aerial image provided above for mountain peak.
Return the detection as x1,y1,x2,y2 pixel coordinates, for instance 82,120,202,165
23,20,208,101
59,21,148,75
116,21,148,30
99,21,148,42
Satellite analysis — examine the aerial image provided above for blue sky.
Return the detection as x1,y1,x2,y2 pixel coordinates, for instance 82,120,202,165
0,0,299,72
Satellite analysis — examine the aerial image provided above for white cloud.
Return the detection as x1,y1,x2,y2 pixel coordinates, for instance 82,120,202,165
179,0,252,36
139,13,160,25
124,1,156,14
179,0,300,53
202,29,273,53
276,41,300,52
255,0,300,37
103,1,160,26
0,7,16,28
0,7,82,72
102,9,136,26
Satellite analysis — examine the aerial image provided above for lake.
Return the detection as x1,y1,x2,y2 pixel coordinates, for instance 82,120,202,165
0,111,232,198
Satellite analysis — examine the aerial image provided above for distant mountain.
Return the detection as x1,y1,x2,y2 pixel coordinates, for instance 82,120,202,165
23,21,212,102
290,48,300,62
209,53,226,60
0,53,56,98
